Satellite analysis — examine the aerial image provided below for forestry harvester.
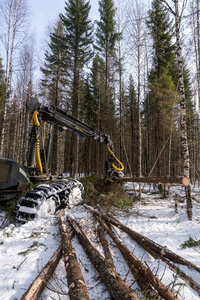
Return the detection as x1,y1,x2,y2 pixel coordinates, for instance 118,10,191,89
0,100,124,222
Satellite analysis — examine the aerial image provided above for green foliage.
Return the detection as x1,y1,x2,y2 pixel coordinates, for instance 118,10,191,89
60,0,93,67
23,231,49,239
18,241,45,256
168,273,185,298
147,0,176,79
96,0,120,53
80,176,133,209
180,236,200,249
0,55,6,133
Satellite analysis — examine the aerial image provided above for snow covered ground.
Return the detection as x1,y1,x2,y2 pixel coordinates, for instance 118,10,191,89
0,183,200,300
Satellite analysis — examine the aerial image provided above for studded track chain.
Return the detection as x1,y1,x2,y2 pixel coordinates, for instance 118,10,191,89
15,179,84,223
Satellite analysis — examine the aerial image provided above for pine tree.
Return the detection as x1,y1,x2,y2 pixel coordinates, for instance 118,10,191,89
0,56,6,109
89,55,106,174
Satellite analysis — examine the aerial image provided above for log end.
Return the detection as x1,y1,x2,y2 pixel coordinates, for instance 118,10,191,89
182,177,190,187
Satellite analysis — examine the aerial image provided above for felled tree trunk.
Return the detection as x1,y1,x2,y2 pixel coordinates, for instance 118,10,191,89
59,217,89,300
94,214,177,300
150,248,200,296
97,225,115,268
85,206,200,273
67,215,139,300
21,246,62,300
102,211,200,273
113,176,190,186
96,216,155,297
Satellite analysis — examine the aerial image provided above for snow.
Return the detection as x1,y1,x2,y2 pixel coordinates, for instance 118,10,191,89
0,183,200,300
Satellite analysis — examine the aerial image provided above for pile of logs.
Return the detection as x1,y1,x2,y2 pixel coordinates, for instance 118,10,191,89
21,205,200,300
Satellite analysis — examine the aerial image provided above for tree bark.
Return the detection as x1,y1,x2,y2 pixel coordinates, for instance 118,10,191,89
67,215,139,300
113,176,189,186
147,246,200,296
21,246,62,300
96,215,156,298
94,214,177,300
59,217,89,300
97,225,115,268
174,0,192,220
87,207,200,273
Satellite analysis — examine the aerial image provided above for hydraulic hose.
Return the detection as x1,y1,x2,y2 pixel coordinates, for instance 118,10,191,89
106,144,124,172
32,111,43,173
36,134,43,173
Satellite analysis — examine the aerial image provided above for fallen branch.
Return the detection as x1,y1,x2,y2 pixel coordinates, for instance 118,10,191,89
148,248,200,296
21,246,62,300
67,215,139,300
59,216,89,300
94,214,177,300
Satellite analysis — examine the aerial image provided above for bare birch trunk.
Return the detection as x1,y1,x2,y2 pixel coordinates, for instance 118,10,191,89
0,0,30,156
174,0,192,220
197,0,200,112
137,41,142,200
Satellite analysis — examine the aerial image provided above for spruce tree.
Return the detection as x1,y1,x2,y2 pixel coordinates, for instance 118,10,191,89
41,20,67,175
124,74,137,175
60,0,93,116
146,0,177,177
60,0,93,177
147,0,176,80
95,0,120,135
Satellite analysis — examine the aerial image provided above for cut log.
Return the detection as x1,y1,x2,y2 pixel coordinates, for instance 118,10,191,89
67,215,139,300
85,206,200,273
21,246,62,300
97,225,115,268
152,249,200,296
95,216,154,296
113,176,190,186
59,217,89,300
94,214,177,300
106,214,200,273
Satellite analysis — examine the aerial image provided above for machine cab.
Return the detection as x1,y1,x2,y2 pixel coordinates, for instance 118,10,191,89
0,158,29,201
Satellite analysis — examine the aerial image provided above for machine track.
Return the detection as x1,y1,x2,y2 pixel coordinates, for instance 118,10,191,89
15,179,84,223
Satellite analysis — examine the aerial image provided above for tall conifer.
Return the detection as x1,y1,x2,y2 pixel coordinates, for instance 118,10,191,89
60,0,93,177
95,0,120,135
146,0,177,177
41,20,67,174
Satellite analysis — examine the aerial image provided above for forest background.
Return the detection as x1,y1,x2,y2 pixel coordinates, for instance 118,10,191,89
0,0,200,196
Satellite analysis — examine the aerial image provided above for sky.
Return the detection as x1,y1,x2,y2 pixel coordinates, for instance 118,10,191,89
27,0,101,77
30,0,100,52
